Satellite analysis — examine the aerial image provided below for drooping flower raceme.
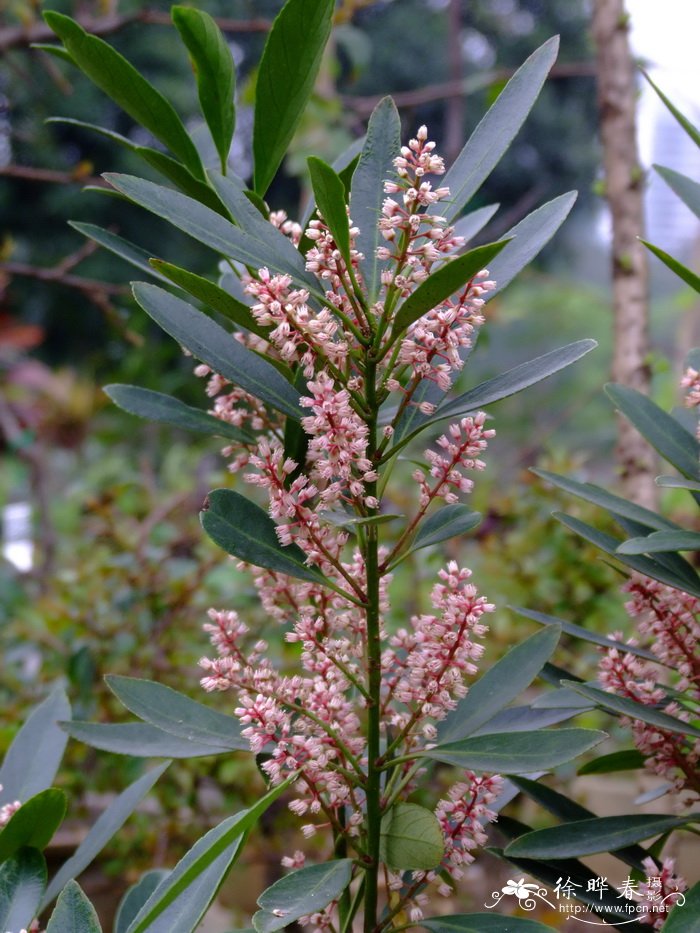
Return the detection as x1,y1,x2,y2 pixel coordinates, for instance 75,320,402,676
197,128,501,923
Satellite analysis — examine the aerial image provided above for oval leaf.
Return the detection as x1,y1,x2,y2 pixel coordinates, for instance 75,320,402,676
0,848,47,933
253,860,353,933
379,802,444,870
0,789,66,862
46,880,102,933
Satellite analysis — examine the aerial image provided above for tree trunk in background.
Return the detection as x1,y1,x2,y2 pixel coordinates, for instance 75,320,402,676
444,0,463,166
592,0,656,508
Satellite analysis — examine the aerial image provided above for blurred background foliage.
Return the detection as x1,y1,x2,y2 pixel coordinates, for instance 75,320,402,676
1,0,698,919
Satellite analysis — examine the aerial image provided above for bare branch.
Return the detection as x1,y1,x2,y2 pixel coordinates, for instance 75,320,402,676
0,164,107,187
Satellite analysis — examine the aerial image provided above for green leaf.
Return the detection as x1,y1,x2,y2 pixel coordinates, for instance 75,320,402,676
131,283,302,420
505,813,699,860
0,687,70,805
408,505,481,555
68,222,168,283
104,384,254,444
533,469,678,532
422,728,605,773
308,157,352,268
379,803,444,870
618,530,700,554
655,164,700,220
253,0,334,195
350,97,401,301
128,777,296,933
423,916,557,933
577,749,645,775
641,239,700,294
664,880,700,931
104,675,247,751
41,764,169,908
253,860,353,933
114,870,170,933
43,12,203,179
513,607,659,663
32,43,74,63
46,880,102,933
643,72,700,149
471,705,582,736
606,383,700,480
391,240,510,339
150,260,269,339
553,512,700,599
0,789,66,862
172,7,235,173
442,36,559,221
0,848,47,933
438,626,561,744
560,680,700,739
201,489,328,585
656,475,700,491
62,721,230,759
451,204,500,244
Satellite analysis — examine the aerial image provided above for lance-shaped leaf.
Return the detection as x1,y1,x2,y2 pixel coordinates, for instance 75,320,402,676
655,165,700,220
578,749,645,775
451,203,500,244
104,676,247,751
44,13,203,179
308,157,352,269
665,881,700,931
253,860,353,933
0,848,46,933
470,705,582,735
505,813,700,860
201,489,329,586
46,881,102,933
618,529,700,554
300,135,366,230
253,0,334,195
114,871,169,933
379,803,444,870
442,36,559,221
132,283,302,420
391,240,510,339
560,681,700,738
63,721,231,759
438,626,561,744
41,763,169,908
69,222,169,282
406,505,481,557
104,385,254,444
0,687,70,805
105,174,324,300
656,475,700,491
606,382,700,480
642,239,700,294
172,7,235,173
129,777,296,933
423,917,556,933
422,728,604,773
0,789,66,862
350,97,401,301
643,72,700,149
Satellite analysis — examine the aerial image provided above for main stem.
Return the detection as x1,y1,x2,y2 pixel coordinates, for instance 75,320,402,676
363,356,382,933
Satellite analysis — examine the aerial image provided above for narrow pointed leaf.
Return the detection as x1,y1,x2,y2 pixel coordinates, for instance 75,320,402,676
470,705,582,736
0,789,66,862
513,607,659,663
104,675,247,750
33,43,74,63
505,813,699,859
132,283,302,420
253,860,353,933
618,530,700,554
655,164,700,220
129,777,295,933
104,385,254,443
172,7,235,173
438,626,561,744
308,157,352,268
578,749,645,775
0,848,47,933
423,915,557,932
561,680,700,738
641,239,700,294
391,240,510,338
41,763,169,908
643,72,700,148
253,0,334,195
656,475,700,491
423,729,605,773
442,37,559,221
201,489,327,585
350,97,401,300
114,871,169,933
0,687,70,805
62,721,230,758
44,12,203,178
606,383,700,480
300,135,366,230
664,881,700,931
69,222,168,282
451,203,500,243
46,881,102,932
408,505,481,555
379,803,444,870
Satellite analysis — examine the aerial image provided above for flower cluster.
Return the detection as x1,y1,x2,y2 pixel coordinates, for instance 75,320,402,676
638,857,687,929
0,785,20,829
